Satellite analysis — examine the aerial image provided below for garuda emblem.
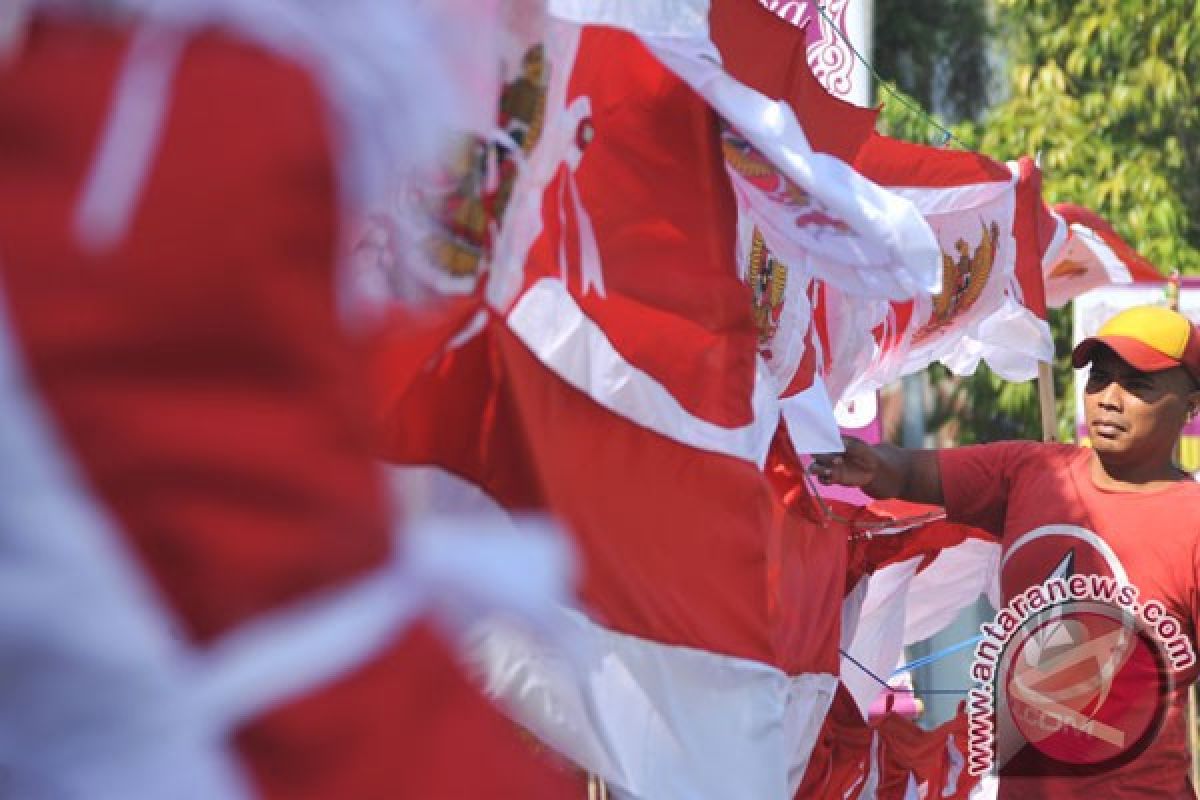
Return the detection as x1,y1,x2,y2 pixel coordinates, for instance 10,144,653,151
428,44,548,279
721,127,814,208
916,219,1000,339
747,228,788,349
1048,258,1088,280
721,128,850,234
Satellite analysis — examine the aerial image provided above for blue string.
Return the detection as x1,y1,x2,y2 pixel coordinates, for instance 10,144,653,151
890,635,983,677
839,647,971,697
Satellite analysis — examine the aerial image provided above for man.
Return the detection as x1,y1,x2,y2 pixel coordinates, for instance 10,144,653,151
813,304,1200,798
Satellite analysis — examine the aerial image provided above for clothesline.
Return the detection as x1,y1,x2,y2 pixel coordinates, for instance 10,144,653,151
839,642,974,698
815,3,962,148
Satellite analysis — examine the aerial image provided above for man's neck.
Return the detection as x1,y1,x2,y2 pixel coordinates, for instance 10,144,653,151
1090,451,1186,490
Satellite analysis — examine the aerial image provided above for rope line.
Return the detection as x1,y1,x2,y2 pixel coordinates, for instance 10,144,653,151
839,647,969,697
814,4,963,148
891,634,983,677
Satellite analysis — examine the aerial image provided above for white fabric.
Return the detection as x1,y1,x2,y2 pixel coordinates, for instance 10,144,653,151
468,608,838,800
841,538,1001,719
842,558,921,717
824,168,1052,396
349,1,550,305
73,25,185,251
818,282,893,405
1044,223,1133,309
971,774,999,799
733,209,814,394
903,538,1001,644
548,0,710,38
1039,207,1071,275
642,35,941,303
507,277,781,466
780,377,844,455
860,176,1020,390
556,96,606,297
940,294,1055,382
397,466,843,800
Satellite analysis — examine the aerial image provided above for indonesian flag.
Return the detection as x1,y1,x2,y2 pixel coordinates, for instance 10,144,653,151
1043,203,1164,308
374,27,849,798
825,143,1062,393
705,4,1063,439
372,0,952,795
0,13,576,799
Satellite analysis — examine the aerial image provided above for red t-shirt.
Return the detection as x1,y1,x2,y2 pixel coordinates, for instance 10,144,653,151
940,441,1200,798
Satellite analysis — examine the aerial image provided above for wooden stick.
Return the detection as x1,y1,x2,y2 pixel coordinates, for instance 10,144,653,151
587,774,609,800
1038,361,1057,443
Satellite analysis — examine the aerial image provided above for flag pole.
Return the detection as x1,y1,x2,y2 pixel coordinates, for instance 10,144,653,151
1038,361,1057,443
1168,270,1198,795
587,774,609,800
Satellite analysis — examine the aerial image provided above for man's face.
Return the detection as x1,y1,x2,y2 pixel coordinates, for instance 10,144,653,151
1083,347,1199,465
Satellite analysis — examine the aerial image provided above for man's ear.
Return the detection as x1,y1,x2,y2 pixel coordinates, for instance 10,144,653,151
1188,387,1200,422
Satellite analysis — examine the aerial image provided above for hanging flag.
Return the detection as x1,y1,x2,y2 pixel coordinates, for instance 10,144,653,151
1043,203,1164,308
372,0,948,792
0,9,576,799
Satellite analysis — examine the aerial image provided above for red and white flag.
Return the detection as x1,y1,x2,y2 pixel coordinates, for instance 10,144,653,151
0,7,577,798
1043,203,1164,308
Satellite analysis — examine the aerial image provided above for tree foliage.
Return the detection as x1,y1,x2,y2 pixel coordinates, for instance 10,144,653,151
872,0,993,122
978,0,1200,276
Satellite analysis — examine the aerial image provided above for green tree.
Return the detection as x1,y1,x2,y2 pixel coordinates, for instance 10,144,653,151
872,0,994,123
978,0,1200,275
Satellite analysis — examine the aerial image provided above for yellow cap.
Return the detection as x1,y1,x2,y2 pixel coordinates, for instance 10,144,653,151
1072,305,1200,382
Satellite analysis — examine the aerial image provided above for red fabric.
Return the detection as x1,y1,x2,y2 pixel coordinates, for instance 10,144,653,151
827,498,993,592
237,623,580,799
371,301,545,510
797,685,981,799
795,685,876,799
1011,157,1050,320
372,22,848,676
873,709,978,799
854,132,1012,188
709,0,878,162
939,441,1200,798
497,320,842,673
375,309,845,673
519,27,759,429
0,18,386,643
0,19,573,799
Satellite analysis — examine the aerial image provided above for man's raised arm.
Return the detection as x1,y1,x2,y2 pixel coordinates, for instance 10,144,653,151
809,437,944,505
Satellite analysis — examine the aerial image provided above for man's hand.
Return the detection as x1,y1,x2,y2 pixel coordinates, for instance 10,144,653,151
810,437,881,489
808,437,945,504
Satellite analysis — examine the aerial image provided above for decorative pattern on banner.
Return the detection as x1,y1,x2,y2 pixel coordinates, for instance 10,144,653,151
722,127,852,238
757,0,855,98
